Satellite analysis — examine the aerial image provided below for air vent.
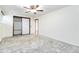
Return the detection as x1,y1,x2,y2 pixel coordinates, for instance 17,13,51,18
1,10,5,15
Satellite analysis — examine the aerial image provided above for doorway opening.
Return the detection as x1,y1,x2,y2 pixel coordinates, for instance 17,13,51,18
35,19,39,35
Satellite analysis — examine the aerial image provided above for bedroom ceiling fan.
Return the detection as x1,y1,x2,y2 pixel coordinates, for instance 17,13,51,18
24,5,44,14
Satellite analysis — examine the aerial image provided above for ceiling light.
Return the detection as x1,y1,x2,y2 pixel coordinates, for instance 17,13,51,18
30,9,37,13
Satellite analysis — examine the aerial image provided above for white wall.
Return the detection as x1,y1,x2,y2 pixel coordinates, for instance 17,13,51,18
0,15,13,39
0,9,2,41
0,15,13,41
39,6,79,46
0,23,2,41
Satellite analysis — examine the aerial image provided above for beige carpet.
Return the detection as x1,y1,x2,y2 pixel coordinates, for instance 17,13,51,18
0,35,79,53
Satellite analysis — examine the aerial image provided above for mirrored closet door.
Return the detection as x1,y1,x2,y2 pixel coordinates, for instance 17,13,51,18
22,18,30,34
13,16,22,36
13,16,30,36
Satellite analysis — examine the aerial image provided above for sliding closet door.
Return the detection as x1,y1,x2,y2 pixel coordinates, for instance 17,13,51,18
13,17,22,36
22,18,30,34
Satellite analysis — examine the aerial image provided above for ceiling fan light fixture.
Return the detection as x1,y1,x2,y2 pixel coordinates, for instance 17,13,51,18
24,5,44,14
30,9,37,13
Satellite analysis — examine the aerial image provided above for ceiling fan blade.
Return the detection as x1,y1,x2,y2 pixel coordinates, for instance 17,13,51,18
25,11,30,13
30,5,39,9
34,12,37,14
37,10,44,12
30,5,34,9
36,5,39,8
24,7,30,9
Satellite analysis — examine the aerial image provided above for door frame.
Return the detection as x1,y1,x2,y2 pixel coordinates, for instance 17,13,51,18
13,16,31,36
35,19,39,35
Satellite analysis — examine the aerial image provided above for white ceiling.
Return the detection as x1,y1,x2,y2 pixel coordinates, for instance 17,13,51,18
0,5,69,17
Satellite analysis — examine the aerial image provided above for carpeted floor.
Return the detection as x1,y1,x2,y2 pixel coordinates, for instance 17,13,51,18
0,35,79,53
